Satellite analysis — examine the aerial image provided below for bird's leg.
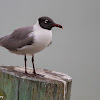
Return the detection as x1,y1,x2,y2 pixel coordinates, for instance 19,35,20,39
31,55,44,77
24,55,27,74
32,55,36,74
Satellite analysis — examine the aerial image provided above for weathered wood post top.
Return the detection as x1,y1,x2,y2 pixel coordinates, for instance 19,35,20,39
0,66,72,100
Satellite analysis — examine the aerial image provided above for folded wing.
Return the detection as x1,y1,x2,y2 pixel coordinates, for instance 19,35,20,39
0,26,34,51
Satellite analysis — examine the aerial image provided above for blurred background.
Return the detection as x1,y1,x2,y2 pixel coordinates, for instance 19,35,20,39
0,0,100,100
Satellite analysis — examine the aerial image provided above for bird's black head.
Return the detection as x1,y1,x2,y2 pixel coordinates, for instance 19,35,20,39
38,16,63,30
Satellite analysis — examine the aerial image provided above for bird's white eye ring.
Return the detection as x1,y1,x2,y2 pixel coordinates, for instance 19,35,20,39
44,19,48,23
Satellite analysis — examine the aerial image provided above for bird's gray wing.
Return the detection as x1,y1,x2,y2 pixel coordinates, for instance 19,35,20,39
0,26,34,51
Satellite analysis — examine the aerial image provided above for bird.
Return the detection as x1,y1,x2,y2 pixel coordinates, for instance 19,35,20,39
0,16,63,76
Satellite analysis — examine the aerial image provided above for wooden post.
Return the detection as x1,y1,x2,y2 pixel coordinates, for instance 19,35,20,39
0,66,72,100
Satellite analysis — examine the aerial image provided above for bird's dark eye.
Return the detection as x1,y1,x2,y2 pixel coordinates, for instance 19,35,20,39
44,19,49,24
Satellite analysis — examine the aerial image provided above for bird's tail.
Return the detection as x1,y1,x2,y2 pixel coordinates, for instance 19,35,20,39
0,37,3,46
0,37,2,41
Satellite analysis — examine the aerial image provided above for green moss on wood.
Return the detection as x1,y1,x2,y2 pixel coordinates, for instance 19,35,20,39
0,66,72,100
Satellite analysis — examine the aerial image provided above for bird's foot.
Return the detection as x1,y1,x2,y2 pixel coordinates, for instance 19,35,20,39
33,73,44,77
24,71,44,77
25,70,28,74
24,72,35,77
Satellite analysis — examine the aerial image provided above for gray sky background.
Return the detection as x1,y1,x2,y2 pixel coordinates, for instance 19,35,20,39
0,0,100,100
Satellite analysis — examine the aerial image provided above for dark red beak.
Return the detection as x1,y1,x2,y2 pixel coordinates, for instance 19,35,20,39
53,24,63,29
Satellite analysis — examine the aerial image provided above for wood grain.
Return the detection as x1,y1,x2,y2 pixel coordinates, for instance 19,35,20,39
0,66,72,100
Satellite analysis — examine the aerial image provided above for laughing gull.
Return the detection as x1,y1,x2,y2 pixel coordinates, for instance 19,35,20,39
0,16,63,75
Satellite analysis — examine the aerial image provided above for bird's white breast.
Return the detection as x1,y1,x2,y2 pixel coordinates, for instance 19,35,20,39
29,27,52,54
